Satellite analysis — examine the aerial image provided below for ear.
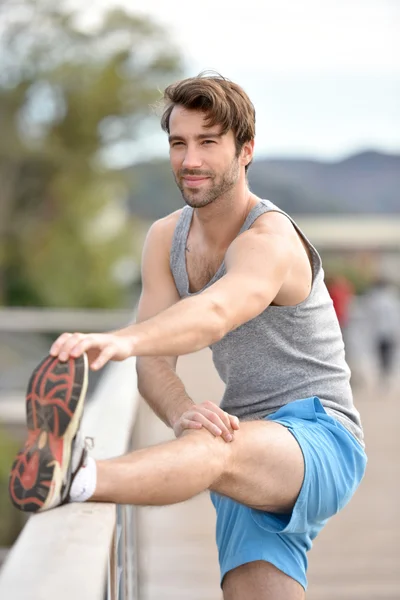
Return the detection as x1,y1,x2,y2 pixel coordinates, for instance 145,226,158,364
240,139,254,167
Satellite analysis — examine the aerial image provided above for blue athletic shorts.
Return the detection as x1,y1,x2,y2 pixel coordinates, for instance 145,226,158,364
210,396,367,590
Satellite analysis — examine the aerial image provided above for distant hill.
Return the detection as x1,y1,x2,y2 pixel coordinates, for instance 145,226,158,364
125,150,400,220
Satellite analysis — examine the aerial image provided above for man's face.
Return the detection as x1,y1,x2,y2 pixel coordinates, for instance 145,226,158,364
168,106,241,208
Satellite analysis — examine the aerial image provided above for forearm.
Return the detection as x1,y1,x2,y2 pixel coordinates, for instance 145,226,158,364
136,356,194,428
119,294,226,357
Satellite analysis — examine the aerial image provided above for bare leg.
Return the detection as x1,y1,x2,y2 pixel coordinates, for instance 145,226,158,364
92,420,304,512
223,561,305,600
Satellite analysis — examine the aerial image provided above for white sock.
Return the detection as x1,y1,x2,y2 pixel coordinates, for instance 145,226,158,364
69,456,97,503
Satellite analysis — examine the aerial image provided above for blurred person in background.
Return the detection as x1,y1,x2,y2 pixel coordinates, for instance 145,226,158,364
326,274,355,333
326,273,356,376
9,73,367,600
363,278,400,383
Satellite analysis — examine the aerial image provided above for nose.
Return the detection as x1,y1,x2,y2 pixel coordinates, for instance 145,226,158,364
181,145,202,170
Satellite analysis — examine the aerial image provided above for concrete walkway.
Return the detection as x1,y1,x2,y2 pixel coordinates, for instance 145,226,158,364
134,348,400,600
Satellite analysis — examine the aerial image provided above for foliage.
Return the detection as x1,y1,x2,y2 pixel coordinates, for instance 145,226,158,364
0,425,26,547
0,0,182,307
323,256,373,295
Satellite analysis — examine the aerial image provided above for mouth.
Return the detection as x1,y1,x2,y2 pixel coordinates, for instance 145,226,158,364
182,176,209,188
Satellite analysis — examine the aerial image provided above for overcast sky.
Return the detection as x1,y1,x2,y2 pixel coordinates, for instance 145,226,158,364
76,0,399,164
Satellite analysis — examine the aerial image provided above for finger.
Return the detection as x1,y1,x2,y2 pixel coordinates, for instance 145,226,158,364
201,409,233,442
191,412,224,438
229,414,240,430
204,402,233,433
50,333,73,356
70,336,102,358
91,345,117,370
178,419,203,433
57,333,86,361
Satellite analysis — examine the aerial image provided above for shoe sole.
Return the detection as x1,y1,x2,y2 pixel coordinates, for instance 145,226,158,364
8,353,88,512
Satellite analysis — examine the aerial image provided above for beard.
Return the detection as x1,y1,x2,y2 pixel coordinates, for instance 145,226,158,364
174,157,240,209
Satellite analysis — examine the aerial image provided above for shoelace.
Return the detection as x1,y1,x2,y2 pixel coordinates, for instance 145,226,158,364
84,436,95,451
81,436,95,467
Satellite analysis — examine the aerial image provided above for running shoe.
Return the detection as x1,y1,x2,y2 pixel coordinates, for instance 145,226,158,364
8,353,89,512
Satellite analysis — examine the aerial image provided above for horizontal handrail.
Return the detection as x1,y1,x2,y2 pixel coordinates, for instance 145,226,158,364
295,215,400,249
0,354,140,599
0,307,134,332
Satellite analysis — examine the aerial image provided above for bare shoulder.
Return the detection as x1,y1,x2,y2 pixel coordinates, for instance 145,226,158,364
140,209,184,286
248,210,298,252
250,210,295,238
250,210,313,299
144,209,184,254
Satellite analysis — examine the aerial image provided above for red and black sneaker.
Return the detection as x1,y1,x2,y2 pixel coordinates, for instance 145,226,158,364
8,353,89,513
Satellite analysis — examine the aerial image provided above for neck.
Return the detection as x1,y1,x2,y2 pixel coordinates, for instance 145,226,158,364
192,182,259,248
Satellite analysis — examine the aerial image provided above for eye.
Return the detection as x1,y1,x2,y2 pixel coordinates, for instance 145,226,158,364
202,140,216,145
171,141,184,148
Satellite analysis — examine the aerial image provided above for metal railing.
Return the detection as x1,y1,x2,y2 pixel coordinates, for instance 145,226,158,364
0,309,140,600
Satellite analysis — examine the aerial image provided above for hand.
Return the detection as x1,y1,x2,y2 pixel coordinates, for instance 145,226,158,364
173,401,240,442
50,332,133,370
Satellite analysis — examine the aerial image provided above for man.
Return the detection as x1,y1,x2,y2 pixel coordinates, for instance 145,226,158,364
326,274,354,332
9,73,366,600
364,277,400,381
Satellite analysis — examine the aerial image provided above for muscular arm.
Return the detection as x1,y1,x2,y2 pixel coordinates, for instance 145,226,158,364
135,217,194,428
51,212,298,361
51,213,239,440
136,357,192,428
122,211,296,356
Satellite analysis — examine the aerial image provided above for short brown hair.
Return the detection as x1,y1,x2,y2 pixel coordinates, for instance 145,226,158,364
161,72,256,171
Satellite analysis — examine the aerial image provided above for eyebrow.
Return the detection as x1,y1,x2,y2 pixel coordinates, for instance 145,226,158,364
168,133,223,143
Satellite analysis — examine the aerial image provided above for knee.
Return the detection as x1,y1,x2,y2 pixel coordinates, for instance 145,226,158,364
178,428,232,475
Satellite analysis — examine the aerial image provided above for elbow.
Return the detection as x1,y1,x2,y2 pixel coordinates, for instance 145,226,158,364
136,356,153,394
136,357,145,394
136,356,144,376
208,299,232,343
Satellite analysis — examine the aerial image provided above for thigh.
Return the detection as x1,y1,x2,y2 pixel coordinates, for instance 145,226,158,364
210,491,311,593
211,420,304,513
223,561,305,600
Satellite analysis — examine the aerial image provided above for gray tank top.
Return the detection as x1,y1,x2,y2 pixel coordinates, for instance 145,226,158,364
170,199,364,446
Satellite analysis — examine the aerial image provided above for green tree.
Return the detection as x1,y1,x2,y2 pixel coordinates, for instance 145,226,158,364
0,0,182,307
0,425,26,546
